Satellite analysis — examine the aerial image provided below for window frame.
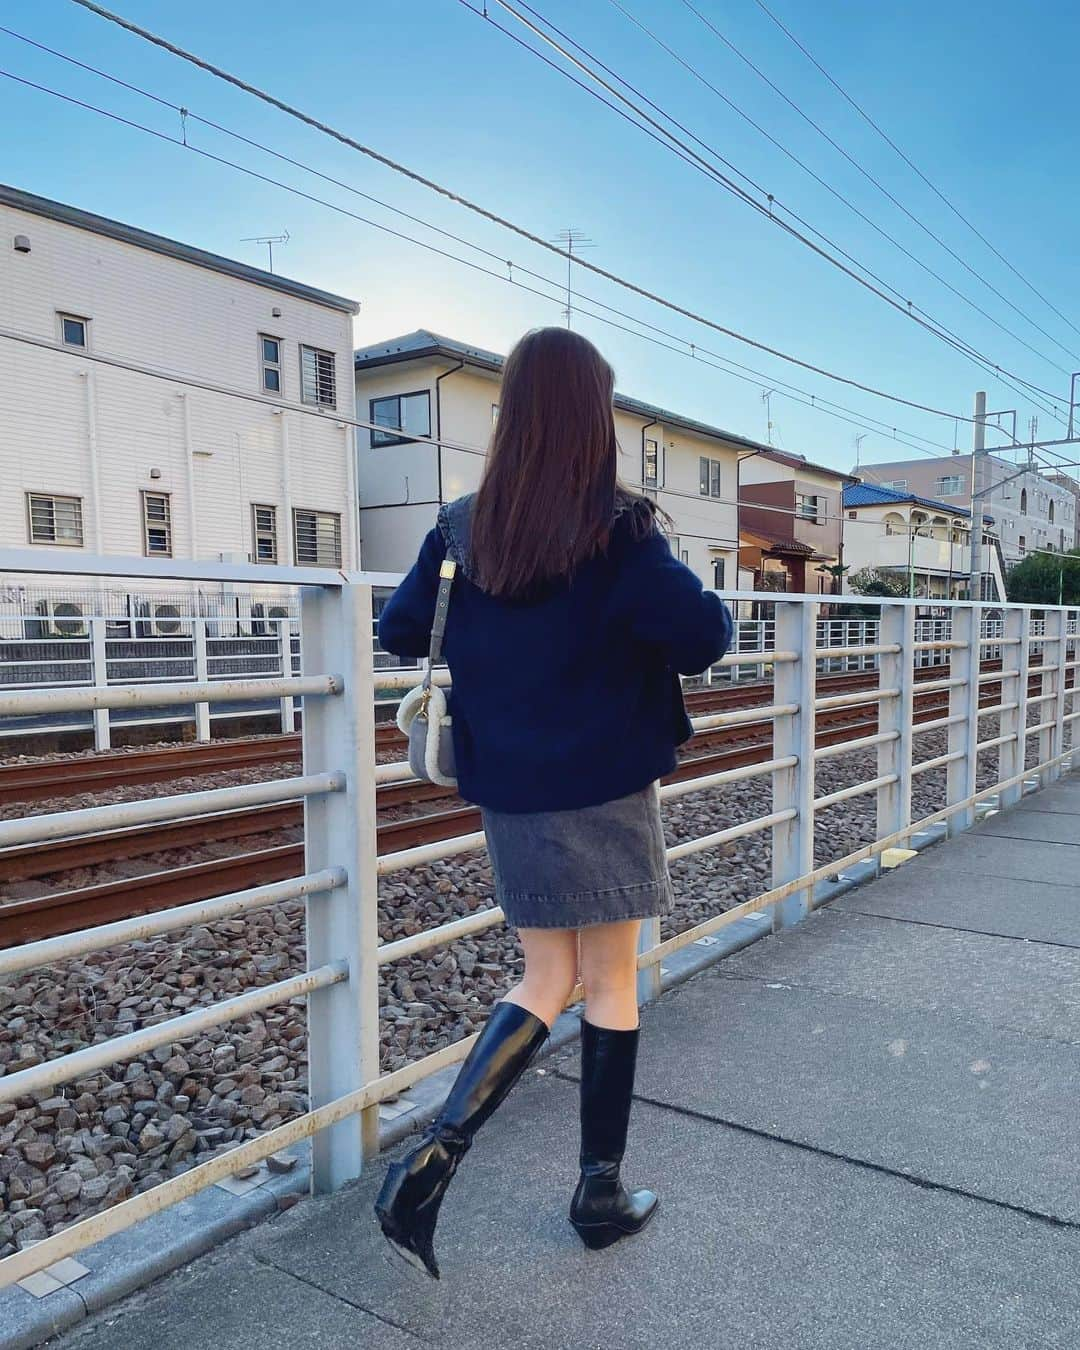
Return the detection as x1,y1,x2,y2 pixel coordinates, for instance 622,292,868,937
796,493,823,523
299,344,337,409
259,334,283,397
644,437,660,489
292,507,343,568
141,490,173,558
58,312,89,349
369,390,432,448
26,492,84,547
251,503,279,563
934,475,964,497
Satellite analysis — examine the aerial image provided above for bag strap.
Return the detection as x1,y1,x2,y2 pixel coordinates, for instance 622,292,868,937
423,558,456,686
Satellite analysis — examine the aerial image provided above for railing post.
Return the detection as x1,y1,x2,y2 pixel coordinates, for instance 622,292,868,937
998,607,1030,809
946,603,981,836
278,617,295,733
636,914,661,1006
301,578,381,1191
1046,607,1068,786
876,603,914,864
193,618,211,743
90,616,110,751
771,600,817,929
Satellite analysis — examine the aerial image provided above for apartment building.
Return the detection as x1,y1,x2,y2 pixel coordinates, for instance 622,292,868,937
858,452,1075,566
842,482,1005,600
0,184,359,631
354,330,752,588
1045,472,1080,550
738,448,854,593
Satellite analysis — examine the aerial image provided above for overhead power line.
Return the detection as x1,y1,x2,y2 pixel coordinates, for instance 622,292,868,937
472,0,1068,419
750,0,1080,347
0,53,958,458
61,0,1044,427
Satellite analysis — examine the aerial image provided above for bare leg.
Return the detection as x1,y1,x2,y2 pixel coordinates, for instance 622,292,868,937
579,918,641,1030
503,925,580,1029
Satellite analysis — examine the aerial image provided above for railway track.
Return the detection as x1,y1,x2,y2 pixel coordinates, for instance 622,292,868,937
2,660,1062,947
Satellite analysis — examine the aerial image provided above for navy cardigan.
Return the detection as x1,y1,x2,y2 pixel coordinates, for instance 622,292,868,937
377,496,733,813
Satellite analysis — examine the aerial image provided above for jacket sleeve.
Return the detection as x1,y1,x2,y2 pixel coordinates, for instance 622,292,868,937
377,525,448,659
614,531,734,675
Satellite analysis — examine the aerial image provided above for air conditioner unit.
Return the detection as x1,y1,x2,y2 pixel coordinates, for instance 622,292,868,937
41,600,88,638
149,602,187,637
250,602,292,636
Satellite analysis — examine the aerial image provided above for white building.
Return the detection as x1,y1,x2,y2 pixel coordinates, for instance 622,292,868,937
842,483,1006,600
0,184,359,630
354,330,752,588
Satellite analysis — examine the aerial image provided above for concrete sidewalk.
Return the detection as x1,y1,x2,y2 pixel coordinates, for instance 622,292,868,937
48,777,1080,1349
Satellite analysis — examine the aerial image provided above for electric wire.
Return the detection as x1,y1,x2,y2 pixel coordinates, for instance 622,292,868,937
672,0,1080,365
60,0,1042,427
751,0,1080,347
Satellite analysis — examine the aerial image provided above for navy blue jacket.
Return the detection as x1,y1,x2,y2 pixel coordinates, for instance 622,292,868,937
377,495,733,813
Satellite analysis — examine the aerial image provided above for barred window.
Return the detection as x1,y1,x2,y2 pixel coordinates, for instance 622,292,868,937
300,345,337,408
142,491,172,557
28,493,84,546
293,508,342,567
252,503,278,563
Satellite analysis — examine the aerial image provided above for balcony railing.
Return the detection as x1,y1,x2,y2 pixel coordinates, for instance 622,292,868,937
1,548,1078,1291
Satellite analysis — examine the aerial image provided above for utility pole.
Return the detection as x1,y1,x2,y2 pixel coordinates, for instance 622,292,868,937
968,390,987,600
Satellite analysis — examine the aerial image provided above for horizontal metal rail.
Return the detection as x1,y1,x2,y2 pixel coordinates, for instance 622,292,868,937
690,703,797,731
911,749,965,775
666,808,796,862
0,870,343,978
0,773,342,849
814,729,898,760
815,687,900,712
0,962,347,1103
814,774,898,811
0,674,341,717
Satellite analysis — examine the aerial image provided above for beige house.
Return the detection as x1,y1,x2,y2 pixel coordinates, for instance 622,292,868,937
842,483,1006,600
354,331,754,588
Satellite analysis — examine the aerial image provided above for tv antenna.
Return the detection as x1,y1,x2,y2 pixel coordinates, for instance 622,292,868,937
551,228,594,328
854,433,867,469
242,230,290,272
761,388,776,446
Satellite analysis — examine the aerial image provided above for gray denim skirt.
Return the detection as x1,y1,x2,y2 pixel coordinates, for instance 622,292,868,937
480,782,674,930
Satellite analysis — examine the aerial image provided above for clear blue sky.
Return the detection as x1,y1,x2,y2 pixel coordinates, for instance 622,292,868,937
3,0,1079,476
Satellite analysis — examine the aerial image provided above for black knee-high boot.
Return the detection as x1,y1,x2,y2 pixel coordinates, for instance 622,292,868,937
375,1000,548,1278
569,1019,658,1250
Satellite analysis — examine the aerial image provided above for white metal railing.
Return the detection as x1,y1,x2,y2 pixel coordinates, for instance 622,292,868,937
1,548,1078,1293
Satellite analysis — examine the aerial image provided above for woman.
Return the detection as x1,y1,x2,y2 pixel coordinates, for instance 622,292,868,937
374,327,732,1278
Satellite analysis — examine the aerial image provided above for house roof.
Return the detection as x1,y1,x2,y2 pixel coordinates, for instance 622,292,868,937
843,481,993,525
354,329,775,454
740,526,818,557
1,183,360,314
753,446,857,485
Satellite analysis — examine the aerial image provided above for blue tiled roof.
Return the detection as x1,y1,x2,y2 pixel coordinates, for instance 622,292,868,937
844,482,992,525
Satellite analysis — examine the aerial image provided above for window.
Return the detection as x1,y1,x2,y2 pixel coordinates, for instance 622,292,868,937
293,508,342,567
27,493,83,546
1018,534,1027,555
848,510,856,519
260,335,282,395
698,456,723,498
370,391,432,447
713,557,725,589
883,479,908,490
935,475,963,496
644,438,659,489
667,534,681,557
1020,488,1028,514
300,345,337,408
491,403,500,425
58,313,88,348
1049,500,1055,524
142,492,172,557
797,493,823,523
251,504,278,563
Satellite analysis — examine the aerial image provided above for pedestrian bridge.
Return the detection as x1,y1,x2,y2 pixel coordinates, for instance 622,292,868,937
38,777,1080,1348
2,552,1079,1348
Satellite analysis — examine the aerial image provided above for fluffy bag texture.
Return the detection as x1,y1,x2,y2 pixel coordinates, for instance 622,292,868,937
397,682,456,788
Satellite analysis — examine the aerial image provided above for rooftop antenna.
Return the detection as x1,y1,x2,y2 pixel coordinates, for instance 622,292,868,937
241,230,290,272
854,432,867,469
550,228,593,328
761,388,776,446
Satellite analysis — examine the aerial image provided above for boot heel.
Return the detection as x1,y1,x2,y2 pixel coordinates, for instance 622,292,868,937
570,1217,629,1250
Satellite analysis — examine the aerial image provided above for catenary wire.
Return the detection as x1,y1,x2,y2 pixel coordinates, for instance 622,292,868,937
671,0,1080,366
60,0,1045,427
473,0,1068,416
751,0,1080,347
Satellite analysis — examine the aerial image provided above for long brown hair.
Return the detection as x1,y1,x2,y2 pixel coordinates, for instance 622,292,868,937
470,327,650,599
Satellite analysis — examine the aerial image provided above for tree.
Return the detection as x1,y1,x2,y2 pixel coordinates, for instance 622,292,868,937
1006,549,1080,605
